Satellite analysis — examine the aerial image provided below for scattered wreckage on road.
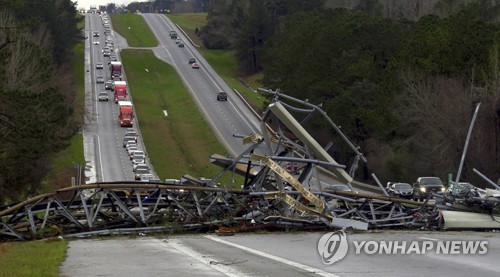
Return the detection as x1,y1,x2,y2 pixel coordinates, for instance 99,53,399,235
1,91,498,241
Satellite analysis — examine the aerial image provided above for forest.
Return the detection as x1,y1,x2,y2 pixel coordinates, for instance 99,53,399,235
0,0,81,203
199,0,500,185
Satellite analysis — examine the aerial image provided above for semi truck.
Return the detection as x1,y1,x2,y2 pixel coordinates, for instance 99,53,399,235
110,61,122,79
113,81,127,103
118,101,134,127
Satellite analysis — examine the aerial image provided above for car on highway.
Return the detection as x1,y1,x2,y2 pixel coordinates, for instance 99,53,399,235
133,163,149,172
125,127,136,134
217,91,228,101
386,182,413,198
93,31,99,37
125,130,138,139
413,176,445,201
103,50,111,57
175,38,181,44
178,42,185,48
104,80,114,90
96,76,104,84
191,63,200,69
96,63,104,69
98,91,109,101
132,152,146,165
140,174,156,182
123,137,136,148
93,41,99,45
109,55,117,62
135,168,150,180
127,146,138,157
130,150,144,160
188,57,196,64
125,141,137,151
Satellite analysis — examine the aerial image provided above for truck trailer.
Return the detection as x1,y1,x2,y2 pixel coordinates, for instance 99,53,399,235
110,61,122,79
118,101,134,127
113,81,127,103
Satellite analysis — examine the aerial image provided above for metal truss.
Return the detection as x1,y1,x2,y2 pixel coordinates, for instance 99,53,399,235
1,91,498,240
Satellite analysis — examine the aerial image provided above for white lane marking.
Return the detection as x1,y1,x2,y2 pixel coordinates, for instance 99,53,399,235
205,235,340,277
418,237,440,241
96,134,105,182
168,239,250,277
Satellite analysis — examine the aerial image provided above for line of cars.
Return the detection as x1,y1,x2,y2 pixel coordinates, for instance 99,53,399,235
94,15,155,182
122,129,156,181
386,176,446,201
94,13,118,102
186,47,226,101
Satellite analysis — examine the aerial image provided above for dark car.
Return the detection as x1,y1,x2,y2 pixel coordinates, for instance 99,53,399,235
178,42,185,48
93,31,99,37
104,80,114,90
188,57,196,64
413,177,445,201
386,182,413,199
217,91,228,101
96,76,104,84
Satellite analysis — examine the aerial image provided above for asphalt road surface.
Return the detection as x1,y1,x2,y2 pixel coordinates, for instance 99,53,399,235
60,231,500,276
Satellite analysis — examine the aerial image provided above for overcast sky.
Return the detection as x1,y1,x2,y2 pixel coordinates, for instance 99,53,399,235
74,0,133,10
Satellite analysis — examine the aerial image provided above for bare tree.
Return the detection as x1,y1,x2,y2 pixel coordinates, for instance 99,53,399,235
396,70,499,183
397,71,472,174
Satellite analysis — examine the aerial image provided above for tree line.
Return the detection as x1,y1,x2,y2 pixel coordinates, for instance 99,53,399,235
200,0,499,185
0,0,81,203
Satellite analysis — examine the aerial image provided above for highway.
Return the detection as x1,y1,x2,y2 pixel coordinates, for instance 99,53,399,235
141,13,264,157
85,14,150,182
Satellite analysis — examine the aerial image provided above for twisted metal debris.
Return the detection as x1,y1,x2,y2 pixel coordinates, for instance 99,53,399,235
1,91,498,241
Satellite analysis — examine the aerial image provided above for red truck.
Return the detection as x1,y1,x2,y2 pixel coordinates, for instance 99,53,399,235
118,101,134,127
113,81,127,103
110,61,122,79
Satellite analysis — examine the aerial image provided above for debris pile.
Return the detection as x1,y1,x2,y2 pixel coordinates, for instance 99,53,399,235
1,91,498,240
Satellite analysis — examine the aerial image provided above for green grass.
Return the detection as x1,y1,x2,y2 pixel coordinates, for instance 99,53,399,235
121,49,240,185
110,14,158,47
0,239,67,277
167,14,267,114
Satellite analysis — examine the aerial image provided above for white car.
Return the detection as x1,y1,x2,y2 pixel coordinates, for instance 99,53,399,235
132,152,146,165
125,142,137,153
127,146,138,156
134,168,150,180
93,41,100,45
140,174,155,182
133,163,149,172
98,91,109,101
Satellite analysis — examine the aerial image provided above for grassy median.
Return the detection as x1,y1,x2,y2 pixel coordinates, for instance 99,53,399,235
110,13,158,47
0,239,67,277
121,49,235,183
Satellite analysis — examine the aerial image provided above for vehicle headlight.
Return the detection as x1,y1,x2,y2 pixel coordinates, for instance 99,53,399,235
420,187,426,192
441,187,446,192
